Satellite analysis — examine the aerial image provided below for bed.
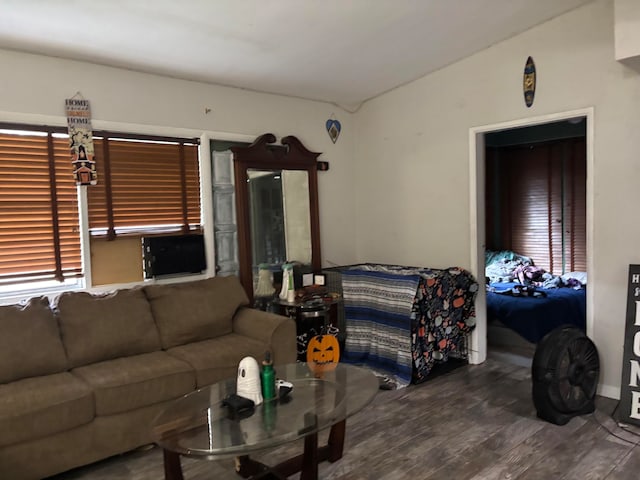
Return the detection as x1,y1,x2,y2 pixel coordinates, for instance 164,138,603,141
485,250,586,344
337,264,478,388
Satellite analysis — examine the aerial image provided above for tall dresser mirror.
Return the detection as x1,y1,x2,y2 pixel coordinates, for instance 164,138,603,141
231,134,321,300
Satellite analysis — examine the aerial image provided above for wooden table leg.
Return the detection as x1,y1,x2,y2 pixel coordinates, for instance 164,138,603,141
235,455,269,478
327,419,346,462
163,449,184,480
235,455,287,479
300,431,319,480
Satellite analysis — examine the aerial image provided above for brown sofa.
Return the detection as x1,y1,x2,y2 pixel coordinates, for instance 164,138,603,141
0,276,296,480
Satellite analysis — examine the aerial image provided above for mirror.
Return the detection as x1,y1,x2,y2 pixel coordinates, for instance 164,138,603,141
247,169,312,267
231,134,321,300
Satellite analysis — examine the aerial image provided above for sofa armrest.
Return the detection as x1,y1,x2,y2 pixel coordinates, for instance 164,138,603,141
232,308,297,365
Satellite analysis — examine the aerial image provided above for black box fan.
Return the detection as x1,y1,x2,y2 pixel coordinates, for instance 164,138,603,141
532,325,600,425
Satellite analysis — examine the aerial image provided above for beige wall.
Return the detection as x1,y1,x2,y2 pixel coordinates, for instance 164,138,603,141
354,0,639,397
0,48,357,285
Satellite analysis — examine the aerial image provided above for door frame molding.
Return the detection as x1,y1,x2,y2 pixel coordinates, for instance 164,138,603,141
468,107,595,365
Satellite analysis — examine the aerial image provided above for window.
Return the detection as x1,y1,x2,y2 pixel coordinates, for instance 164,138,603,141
88,134,201,238
486,137,586,274
0,125,82,286
0,123,202,293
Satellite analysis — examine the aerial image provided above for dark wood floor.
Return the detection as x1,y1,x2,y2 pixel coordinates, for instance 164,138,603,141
48,356,640,480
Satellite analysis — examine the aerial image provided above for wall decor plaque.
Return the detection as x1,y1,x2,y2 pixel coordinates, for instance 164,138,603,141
523,56,536,108
325,116,341,144
65,94,97,185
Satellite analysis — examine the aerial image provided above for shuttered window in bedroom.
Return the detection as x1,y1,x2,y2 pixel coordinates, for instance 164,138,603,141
0,126,82,285
564,139,587,272
486,136,586,275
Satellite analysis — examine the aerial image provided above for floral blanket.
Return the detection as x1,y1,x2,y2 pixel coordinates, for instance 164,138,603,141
341,264,478,386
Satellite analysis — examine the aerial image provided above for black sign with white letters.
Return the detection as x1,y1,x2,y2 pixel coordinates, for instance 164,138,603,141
619,264,640,426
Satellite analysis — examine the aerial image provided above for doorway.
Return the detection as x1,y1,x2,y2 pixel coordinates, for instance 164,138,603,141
484,121,587,365
468,108,595,366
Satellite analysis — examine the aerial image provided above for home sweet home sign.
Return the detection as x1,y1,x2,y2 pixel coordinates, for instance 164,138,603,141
65,95,97,186
619,264,640,426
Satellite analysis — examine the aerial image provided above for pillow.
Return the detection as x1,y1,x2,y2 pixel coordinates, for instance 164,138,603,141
561,271,588,286
0,296,69,383
144,276,249,349
56,287,161,368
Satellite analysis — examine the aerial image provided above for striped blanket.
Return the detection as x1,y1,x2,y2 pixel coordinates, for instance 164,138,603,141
341,269,421,387
341,265,478,388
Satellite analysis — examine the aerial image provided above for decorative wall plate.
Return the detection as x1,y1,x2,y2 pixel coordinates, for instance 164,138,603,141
523,56,536,108
326,118,341,143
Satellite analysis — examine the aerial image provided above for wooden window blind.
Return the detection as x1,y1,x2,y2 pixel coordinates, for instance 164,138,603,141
565,139,587,272
506,144,559,272
486,137,586,275
0,128,82,284
87,135,201,238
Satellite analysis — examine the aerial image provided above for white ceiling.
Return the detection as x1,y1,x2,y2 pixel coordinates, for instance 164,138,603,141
0,0,594,109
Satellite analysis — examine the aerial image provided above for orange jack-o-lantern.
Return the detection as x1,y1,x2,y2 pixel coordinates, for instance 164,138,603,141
306,334,340,373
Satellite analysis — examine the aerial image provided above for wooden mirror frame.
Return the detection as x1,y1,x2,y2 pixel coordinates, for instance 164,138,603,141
231,133,322,300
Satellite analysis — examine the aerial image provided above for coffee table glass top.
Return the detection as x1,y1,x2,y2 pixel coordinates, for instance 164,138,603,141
151,363,378,459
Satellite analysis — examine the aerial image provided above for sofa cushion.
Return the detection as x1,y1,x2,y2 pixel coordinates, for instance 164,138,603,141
71,351,195,416
144,276,249,349
0,296,68,384
233,307,298,365
0,372,94,447
167,333,268,387
56,287,162,368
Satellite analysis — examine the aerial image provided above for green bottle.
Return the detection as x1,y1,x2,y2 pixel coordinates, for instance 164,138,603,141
261,351,276,401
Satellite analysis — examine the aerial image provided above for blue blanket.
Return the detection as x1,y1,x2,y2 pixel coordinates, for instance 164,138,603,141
487,282,586,343
341,269,421,387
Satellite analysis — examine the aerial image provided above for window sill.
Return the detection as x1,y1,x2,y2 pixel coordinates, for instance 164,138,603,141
0,279,85,306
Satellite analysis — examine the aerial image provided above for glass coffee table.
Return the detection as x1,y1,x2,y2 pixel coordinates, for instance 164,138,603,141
151,363,378,480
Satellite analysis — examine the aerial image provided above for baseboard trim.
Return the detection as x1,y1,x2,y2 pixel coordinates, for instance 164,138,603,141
598,383,620,400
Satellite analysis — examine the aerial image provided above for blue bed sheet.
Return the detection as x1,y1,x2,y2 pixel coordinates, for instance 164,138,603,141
486,282,586,343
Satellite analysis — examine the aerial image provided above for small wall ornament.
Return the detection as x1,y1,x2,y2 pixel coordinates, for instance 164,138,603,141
65,93,97,185
523,56,536,108
325,115,341,144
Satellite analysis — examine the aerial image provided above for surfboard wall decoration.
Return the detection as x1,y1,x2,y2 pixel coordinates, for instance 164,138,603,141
523,56,536,108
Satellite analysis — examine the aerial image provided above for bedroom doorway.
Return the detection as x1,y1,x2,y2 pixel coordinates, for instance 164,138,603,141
484,121,587,365
468,108,594,367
